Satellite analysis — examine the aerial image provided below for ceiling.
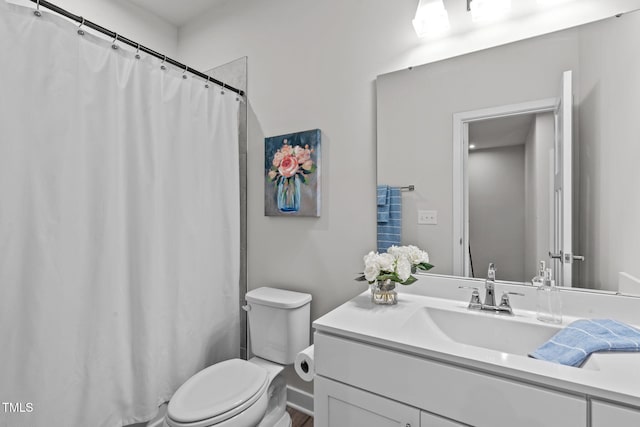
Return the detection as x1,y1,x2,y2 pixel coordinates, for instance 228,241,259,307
124,0,226,27
468,114,536,150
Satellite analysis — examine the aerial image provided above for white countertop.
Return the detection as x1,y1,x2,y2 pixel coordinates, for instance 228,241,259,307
313,285,640,408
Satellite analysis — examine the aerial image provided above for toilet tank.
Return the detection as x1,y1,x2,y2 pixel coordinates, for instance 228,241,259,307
245,287,312,365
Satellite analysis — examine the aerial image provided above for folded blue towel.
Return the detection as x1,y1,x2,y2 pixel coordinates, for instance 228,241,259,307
529,319,640,367
377,186,402,253
377,185,390,223
377,185,389,206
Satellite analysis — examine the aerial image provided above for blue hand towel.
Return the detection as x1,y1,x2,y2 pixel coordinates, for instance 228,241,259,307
529,319,640,367
377,185,389,206
377,186,402,253
377,185,390,224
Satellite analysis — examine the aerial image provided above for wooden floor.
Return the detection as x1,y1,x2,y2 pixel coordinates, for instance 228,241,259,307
287,406,314,427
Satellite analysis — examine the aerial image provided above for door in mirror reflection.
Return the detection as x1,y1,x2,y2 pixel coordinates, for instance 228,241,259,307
463,71,577,285
467,112,551,283
551,70,581,286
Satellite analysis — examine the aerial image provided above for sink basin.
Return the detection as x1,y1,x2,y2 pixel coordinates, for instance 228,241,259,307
403,304,563,356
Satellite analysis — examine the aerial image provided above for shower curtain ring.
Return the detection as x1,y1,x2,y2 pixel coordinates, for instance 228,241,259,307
77,18,85,36
135,43,141,59
34,0,41,17
111,33,119,50
220,83,226,95
205,76,211,89
161,55,167,70
182,64,188,80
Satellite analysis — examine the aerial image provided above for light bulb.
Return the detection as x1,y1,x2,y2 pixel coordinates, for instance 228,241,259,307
469,0,511,23
413,0,450,37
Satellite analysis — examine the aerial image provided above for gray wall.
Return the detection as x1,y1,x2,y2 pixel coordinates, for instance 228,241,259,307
11,0,178,56
524,113,554,281
469,145,525,282
577,12,640,290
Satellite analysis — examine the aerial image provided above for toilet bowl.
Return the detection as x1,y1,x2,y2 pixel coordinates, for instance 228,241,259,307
164,287,312,427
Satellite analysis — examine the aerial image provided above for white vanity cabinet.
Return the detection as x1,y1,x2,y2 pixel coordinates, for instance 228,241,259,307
591,400,640,426
314,333,586,427
312,287,640,426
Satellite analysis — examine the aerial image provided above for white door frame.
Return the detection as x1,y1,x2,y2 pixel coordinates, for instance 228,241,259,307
452,98,558,277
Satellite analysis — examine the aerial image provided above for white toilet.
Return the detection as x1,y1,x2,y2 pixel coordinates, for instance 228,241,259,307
164,287,312,427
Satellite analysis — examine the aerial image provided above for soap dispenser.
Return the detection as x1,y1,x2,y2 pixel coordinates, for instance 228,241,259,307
532,261,546,288
536,268,562,324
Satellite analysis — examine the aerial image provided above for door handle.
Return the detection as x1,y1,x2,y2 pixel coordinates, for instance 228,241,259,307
549,251,585,263
564,253,585,263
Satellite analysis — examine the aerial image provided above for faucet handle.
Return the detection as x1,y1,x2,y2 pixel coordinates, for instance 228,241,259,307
504,291,525,297
458,286,482,309
499,291,524,311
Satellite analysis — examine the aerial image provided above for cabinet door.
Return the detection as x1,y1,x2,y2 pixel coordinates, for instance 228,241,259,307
592,400,640,426
314,376,420,427
421,411,465,426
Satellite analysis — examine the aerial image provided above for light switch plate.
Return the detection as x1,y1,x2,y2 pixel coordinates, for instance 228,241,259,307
418,210,437,225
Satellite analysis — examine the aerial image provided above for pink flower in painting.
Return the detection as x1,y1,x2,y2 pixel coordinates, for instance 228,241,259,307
280,143,294,156
267,140,315,184
278,155,299,177
272,151,284,167
295,146,311,164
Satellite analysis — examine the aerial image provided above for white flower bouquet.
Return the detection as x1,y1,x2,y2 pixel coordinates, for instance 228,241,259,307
356,245,434,285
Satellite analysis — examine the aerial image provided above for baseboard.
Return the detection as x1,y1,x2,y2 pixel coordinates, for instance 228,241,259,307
286,385,314,417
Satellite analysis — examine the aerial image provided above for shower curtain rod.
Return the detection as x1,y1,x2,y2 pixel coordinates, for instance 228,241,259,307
28,0,245,97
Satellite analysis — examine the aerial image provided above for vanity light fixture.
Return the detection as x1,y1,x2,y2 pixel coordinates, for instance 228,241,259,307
413,0,450,37
467,0,511,22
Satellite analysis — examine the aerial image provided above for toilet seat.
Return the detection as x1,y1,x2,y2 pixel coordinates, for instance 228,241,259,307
166,359,269,427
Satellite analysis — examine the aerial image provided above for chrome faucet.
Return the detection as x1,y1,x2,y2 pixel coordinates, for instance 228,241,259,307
484,263,497,307
458,263,524,315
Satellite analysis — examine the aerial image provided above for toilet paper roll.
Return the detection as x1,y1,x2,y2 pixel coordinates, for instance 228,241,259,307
294,345,315,382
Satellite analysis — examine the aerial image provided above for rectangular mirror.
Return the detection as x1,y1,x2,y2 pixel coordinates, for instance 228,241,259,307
376,9,640,292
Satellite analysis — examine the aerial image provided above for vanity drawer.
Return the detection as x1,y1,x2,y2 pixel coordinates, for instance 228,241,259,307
314,333,586,427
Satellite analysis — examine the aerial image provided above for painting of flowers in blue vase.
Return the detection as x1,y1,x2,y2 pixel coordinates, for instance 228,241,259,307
265,129,321,217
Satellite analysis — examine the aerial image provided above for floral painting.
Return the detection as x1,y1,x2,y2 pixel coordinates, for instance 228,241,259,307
265,129,321,217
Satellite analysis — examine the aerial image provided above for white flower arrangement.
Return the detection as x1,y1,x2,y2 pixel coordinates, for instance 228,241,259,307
356,245,434,285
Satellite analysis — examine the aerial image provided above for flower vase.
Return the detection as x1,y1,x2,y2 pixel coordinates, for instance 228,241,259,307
372,279,398,305
277,175,301,213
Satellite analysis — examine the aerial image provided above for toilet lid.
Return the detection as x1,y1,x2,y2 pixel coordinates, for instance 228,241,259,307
168,359,268,424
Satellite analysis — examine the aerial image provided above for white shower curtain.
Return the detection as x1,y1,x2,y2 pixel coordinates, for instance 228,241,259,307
0,3,240,426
